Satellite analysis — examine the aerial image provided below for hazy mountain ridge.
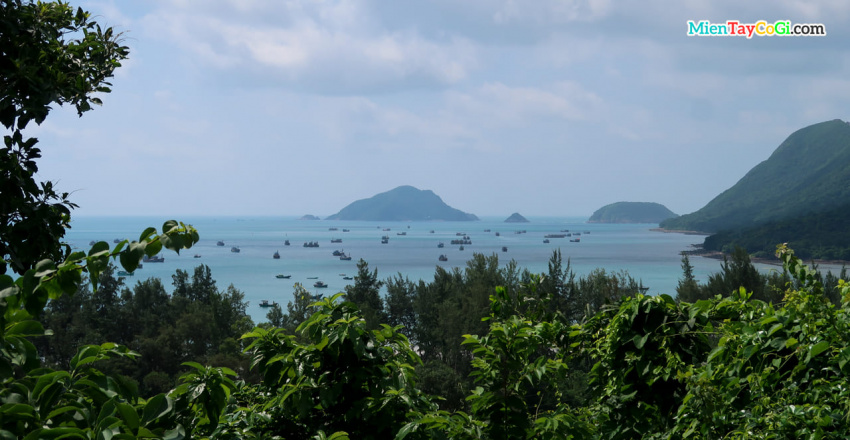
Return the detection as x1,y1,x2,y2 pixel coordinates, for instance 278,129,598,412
661,119,850,233
326,185,479,221
660,119,850,259
588,202,677,224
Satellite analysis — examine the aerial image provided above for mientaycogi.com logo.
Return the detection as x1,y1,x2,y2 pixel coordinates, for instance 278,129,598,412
687,20,826,38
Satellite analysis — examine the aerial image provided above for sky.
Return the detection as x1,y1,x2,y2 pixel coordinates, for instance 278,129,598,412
30,0,850,218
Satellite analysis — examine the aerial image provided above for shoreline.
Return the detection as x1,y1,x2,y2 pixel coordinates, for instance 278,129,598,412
653,228,850,267
649,228,710,236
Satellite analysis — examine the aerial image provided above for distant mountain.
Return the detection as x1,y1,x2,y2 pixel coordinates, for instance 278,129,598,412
661,119,850,233
299,215,320,221
504,213,529,223
659,119,850,259
588,202,677,224
326,186,479,221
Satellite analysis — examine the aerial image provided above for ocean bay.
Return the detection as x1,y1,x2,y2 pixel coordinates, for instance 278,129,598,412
67,215,770,321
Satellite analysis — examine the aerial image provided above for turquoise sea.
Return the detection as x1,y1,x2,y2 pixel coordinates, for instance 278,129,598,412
65,216,787,322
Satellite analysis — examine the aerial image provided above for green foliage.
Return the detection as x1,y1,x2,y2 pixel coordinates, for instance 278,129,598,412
241,293,431,439
703,202,850,260
582,293,713,438
671,245,850,437
344,259,385,329
1,0,129,277
675,253,702,303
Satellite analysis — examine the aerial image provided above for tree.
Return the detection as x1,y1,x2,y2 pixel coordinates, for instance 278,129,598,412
344,258,385,328
384,273,417,338
1,0,129,276
280,282,315,333
675,253,703,302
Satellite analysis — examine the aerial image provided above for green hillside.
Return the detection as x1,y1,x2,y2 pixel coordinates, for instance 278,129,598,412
588,202,677,224
703,202,850,260
326,185,479,221
661,119,850,232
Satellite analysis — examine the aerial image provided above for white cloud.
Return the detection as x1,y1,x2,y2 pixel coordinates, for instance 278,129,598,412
139,1,477,93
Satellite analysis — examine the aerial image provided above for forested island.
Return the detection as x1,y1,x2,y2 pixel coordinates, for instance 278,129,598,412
326,185,479,221
588,201,677,223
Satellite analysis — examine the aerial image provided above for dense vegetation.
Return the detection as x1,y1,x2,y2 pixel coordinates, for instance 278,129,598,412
34,264,256,396
7,1,850,438
588,202,677,224
325,185,479,221
702,202,850,260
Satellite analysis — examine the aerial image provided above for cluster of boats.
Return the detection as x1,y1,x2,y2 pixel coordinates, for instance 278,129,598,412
332,250,352,260
303,241,320,248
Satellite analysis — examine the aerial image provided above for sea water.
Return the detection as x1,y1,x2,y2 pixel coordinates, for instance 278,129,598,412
64,216,789,322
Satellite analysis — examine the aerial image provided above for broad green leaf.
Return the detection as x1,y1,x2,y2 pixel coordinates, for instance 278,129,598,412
808,341,830,361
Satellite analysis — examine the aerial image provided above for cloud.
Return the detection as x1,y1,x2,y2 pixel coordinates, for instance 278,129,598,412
139,0,477,94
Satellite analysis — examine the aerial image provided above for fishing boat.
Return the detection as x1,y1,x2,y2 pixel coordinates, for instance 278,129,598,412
459,246,465,251
276,274,291,279
570,238,581,243
331,238,342,243
543,239,550,244
143,255,164,263
339,253,352,261
397,232,407,236
89,240,96,246
437,242,445,248
343,276,353,280
259,300,278,307
194,254,202,258
342,229,350,232
438,254,448,261
314,281,328,288
502,246,508,252
273,251,280,259
307,277,319,279
117,271,134,276
284,239,290,246
231,246,240,253
217,240,225,246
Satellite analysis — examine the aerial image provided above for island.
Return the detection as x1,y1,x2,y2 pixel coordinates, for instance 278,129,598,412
299,215,320,221
504,212,529,223
325,185,479,221
588,202,678,224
